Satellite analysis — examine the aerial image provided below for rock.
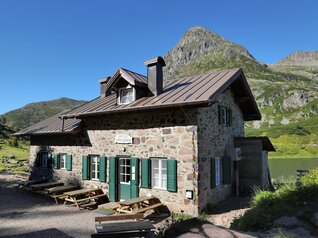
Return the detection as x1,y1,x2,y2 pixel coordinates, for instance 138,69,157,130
287,227,311,236
274,216,300,228
202,224,256,238
310,211,318,228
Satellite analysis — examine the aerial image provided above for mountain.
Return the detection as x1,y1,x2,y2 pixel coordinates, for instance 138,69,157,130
0,97,86,130
269,51,318,81
163,26,318,159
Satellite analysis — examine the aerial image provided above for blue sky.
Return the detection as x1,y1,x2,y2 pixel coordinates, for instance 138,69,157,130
0,0,317,114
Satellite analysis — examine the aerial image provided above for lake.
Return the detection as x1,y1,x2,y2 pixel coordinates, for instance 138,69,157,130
269,158,318,183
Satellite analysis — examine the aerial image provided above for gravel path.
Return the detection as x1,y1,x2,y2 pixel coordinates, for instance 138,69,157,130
0,174,98,238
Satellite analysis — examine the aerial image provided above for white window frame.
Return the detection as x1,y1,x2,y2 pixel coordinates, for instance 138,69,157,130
118,88,135,105
151,158,167,190
60,154,67,169
215,157,222,187
119,158,131,185
90,155,100,181
221,107,227,126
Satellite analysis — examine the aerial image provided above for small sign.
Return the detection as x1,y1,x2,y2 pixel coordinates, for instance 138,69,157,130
115,134,133,144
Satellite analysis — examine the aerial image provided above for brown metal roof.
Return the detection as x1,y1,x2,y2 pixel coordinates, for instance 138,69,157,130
105,68,148,92
14,110,81,136
235,136,276,151
63,68,261,120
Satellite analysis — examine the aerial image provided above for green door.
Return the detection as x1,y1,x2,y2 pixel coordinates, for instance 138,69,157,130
119,158,131,200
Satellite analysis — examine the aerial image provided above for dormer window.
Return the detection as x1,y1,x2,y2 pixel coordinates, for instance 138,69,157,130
119,88,134,104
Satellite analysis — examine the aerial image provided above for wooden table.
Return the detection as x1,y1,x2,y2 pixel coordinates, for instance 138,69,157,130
30,181,64,191
92,220,155,238
63,188,107,209
46,184,79,204
116,196,163,214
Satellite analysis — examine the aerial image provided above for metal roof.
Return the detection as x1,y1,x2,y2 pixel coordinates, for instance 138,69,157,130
63,68,261,120
14,110,81,136
235,137,276,151
105,68,148,92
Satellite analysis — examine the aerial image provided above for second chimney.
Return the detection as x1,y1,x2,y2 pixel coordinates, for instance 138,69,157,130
144,56,166,96
99,76,111,98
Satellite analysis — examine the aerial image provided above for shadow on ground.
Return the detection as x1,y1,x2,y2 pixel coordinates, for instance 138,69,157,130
0,228,75,238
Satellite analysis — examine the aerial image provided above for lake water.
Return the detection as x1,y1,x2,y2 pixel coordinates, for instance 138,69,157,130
268,158,318,183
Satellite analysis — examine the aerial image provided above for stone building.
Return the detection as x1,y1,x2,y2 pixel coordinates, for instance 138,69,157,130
15,56,272,214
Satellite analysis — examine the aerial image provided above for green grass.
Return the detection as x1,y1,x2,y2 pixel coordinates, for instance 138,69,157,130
231,168,318,231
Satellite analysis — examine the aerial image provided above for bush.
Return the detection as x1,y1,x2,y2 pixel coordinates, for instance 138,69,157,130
231,167,318,231
8,137,18,147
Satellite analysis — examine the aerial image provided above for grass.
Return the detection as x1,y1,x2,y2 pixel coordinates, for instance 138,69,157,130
231,168,318,231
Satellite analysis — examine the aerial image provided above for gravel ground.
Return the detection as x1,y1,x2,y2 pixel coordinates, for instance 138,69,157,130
0,174,102,238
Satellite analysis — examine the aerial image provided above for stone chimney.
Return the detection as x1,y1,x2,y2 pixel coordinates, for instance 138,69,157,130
99,76,111,98
144,56,166,96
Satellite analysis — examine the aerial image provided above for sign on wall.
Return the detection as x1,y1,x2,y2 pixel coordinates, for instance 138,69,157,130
115,134,133,144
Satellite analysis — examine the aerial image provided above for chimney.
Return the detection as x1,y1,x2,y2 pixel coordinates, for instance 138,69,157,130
144,56,166,96
99,76,111,98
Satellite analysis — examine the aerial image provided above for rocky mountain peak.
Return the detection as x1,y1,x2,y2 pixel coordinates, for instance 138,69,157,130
163,26,254,80
276,51,318,65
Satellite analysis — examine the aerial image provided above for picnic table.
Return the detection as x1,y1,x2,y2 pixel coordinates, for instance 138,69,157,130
46,184,79,204
92,220,155,238
116,196,163,215
30,181,64,191
63,188,107,209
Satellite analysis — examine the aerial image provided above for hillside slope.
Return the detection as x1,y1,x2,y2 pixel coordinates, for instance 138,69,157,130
163,26,318,159
0,97,86,130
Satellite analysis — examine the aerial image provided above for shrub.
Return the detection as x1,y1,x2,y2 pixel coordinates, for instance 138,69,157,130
231,167,318,231
8,137,18,147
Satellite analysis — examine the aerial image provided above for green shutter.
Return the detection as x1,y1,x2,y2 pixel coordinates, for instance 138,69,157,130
53,154,60,169
141,158,151,188
167,159,177,192
223,156,231,184
227,108,232,126
99,156,107,182
130,157,139,198
108,157,117,201
210,158,216,189
66,154,72,171
82,155,89,180
218,105,222,125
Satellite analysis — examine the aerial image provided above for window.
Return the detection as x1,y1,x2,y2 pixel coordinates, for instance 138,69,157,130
91,155,100,180
119,158,131,184
119,88,134,104
218,106,232,126
37,152,49,167
151,158,167,190
41,152,48,167
215,157,222,187
60,154,67,169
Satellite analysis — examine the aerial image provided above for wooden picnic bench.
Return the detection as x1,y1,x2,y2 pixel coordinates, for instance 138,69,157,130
45,184,79,204
92,220,155,238
63,188,108,209
30,181,64,191
116,196,163,215
17,179,48,189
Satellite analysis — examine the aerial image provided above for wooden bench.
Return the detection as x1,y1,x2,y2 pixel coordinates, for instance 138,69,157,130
117,203,163,214
92,214,153,238
95,213,144,224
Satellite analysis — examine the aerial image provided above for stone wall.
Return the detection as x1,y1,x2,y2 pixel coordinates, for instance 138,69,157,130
197,89,244,212
30,108,199,214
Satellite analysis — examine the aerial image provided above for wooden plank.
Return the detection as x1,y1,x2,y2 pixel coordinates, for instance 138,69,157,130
30,181,64,190
64,188,100,196
91,231,150,238
131,203,163,214
75,194,107,203
118,195,155,206
46,184,79,194
95,213,143,223
95,221,154,233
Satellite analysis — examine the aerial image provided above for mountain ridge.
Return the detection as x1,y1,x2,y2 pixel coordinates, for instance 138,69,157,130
0,97,86,130
162,26,318,159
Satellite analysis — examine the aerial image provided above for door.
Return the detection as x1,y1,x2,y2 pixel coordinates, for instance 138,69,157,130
119,158,131,200
118,157,139,201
